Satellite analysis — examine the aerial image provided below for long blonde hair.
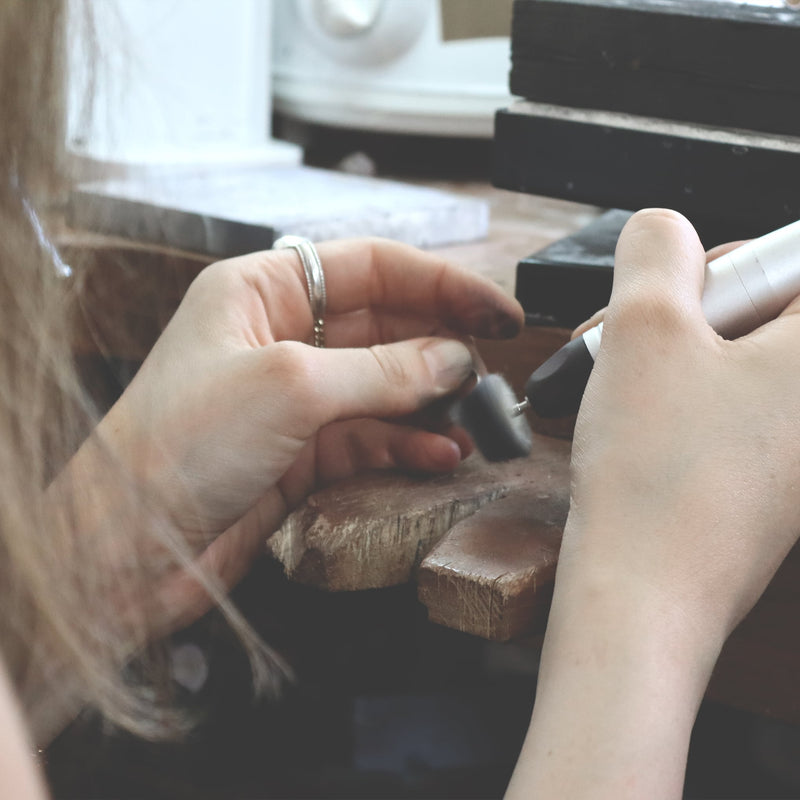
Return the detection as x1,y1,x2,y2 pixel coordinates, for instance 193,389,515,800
0,0,280,744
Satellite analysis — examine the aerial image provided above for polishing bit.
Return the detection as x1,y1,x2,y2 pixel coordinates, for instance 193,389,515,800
456,217,800,462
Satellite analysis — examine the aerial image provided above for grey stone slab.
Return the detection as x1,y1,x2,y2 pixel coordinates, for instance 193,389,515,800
68,165,489,257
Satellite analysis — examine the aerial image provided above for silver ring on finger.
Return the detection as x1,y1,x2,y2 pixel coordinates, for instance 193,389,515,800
273,235,327,347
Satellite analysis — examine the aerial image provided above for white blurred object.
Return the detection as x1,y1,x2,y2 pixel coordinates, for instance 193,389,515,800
169,642,210,694
272,0,514,138
313,0,384,37
67,0,300,178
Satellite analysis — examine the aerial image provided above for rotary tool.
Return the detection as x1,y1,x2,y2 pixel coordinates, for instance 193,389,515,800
455,218,800,461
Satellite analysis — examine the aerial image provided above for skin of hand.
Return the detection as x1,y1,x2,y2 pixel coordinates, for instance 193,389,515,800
569,239,750,339
507,209,800,799
59,238,523,632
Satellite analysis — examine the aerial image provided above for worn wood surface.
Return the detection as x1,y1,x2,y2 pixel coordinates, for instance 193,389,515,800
62,195,800,724
267,326,574,596
267,455,555,591
417,453,569,641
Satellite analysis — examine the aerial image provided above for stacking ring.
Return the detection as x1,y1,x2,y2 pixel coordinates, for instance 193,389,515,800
273,235,327,347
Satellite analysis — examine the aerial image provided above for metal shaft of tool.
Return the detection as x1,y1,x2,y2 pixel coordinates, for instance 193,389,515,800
511,398,530,417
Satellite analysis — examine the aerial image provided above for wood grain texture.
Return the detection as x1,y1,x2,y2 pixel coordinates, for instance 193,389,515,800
417,482,568,641
268,455,560,591
62,225,800,724
267,326,575,593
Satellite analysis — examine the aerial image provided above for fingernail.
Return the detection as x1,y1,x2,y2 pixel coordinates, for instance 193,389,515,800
496,314,522,339
422,340,474,394
469,310,522,339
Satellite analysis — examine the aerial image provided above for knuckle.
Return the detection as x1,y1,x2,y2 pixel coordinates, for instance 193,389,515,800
186,260,238,298
261,340,320,400
368,343,414,388
608,293,689,340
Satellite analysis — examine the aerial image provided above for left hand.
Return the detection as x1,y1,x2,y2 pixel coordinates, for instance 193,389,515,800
84,238,523,628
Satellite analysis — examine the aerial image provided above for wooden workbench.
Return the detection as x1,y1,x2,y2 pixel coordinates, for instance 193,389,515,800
63,186,800,726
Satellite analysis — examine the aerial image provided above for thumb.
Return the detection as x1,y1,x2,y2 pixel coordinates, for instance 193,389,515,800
608,208,707,334
265,337,475,435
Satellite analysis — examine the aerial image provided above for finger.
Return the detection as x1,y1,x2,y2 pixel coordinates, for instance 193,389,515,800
276,419,468,508
395,388,477,457
607,209,708,338
571,307,607,339
780,293,800,318
258,337,475,440
152,488,288,632
704,239,750,264
443,423,475,459
315,419,465,482
277,238,524,339
325,311,491,365
324,309,461,349
569,237,749,342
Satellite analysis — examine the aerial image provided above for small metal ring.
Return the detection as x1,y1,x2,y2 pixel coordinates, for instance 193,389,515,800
273,235,327,347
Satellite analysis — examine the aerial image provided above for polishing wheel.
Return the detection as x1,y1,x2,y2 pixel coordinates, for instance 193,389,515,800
454,374,533,462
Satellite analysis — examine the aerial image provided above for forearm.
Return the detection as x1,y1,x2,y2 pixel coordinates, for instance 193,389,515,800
32,423,145,744
45,410,213,636
34,417,204,743
45,414,153,592
504,209,800,797
507,522,724,799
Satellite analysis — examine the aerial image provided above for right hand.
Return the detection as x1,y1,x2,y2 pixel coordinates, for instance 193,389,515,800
564,208,800,645
507,209,800,800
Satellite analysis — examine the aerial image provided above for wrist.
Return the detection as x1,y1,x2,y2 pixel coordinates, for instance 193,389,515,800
548,513,727,720
551,538,726,689
507,517,725,800
557,485,738,656
45,416,170,634
543,564,723,713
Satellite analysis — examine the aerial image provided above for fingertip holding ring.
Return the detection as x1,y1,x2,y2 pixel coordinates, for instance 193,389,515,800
273,235,327,347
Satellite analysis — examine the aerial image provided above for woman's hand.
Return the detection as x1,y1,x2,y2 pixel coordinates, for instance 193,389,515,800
509,209,800,799
77,238,522,629
568,210,800,638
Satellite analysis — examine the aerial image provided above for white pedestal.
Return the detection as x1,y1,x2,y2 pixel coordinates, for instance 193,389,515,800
67,0,301,179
